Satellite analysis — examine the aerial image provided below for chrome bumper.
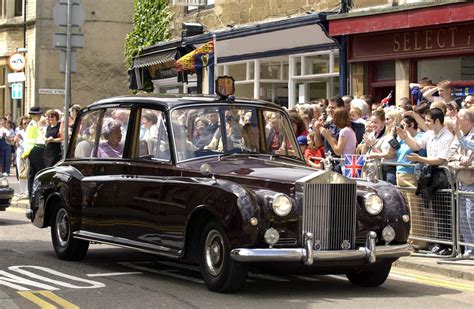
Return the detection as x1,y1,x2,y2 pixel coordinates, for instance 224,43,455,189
230,232,412,266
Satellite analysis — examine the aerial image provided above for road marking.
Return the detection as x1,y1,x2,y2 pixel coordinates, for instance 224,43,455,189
87,272,142,277
390,270,474,292
9,266,105,289
17,290,79,309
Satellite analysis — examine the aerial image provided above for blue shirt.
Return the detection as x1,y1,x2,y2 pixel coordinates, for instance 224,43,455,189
396,132,427,175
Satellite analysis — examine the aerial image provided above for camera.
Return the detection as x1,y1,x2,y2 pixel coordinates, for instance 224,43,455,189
388,138,401,150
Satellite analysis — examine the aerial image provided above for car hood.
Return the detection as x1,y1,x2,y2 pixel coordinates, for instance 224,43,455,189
180,156,314,184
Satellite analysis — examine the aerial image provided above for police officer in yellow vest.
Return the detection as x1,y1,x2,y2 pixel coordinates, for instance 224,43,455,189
22,106,45,201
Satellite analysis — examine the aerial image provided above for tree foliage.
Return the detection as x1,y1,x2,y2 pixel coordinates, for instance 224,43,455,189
124,0,173,66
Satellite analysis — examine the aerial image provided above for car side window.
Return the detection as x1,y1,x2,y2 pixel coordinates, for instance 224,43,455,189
137,108,170,162
94,108,131,159
71,110,100,159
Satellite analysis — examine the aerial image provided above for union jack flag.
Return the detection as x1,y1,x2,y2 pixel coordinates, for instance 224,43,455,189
343,154,366,178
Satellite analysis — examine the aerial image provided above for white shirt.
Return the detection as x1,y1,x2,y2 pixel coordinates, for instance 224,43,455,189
417,126,454,160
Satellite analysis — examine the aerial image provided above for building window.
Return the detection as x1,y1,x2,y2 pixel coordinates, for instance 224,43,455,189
289,50,340,107
1,0,5,19
14,0,23,17
186,0,215,13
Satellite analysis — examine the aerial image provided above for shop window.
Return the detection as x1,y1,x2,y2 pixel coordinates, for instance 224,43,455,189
260,62,284,80
289,50,340,106
227,63,247,81
375,62,395,81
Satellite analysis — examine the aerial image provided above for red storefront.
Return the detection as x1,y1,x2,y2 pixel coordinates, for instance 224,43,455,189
328,2,474,102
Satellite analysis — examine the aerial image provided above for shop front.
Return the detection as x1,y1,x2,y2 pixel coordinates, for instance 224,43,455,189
328,1,474,103
134,14,339,108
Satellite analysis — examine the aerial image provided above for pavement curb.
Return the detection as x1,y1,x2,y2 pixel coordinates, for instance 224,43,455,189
10,196,29,209
394,257,474,281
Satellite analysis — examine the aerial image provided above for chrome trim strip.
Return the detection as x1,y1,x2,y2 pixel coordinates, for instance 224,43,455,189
73,231,180,256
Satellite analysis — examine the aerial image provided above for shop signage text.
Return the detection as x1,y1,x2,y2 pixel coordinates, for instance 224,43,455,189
349,24,474,62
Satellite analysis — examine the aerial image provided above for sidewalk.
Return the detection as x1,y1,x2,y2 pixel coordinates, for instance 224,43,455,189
8,193,474,281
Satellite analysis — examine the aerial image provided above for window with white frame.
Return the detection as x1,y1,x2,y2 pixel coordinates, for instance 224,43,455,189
289,50,340,107
186,0,215,13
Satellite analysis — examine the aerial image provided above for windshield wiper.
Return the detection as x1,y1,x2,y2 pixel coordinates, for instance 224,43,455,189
218,149,265,160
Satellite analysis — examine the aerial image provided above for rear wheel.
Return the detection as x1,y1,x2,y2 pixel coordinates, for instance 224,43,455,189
51,205,89,261
346,261,392,287
198,220,248,293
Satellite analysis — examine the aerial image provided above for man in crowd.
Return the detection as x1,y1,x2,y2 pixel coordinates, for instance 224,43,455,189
398,107,454,254
448,107,474,257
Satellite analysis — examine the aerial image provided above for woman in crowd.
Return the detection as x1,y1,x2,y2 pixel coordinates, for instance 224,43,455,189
320,107,357,157
43,110,63,167
14,116,30,195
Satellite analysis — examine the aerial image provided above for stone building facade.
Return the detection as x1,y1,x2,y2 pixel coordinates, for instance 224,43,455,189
139,0,469,106
0,0,133,120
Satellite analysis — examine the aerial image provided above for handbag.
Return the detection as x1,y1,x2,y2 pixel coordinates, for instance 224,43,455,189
19,159,29,179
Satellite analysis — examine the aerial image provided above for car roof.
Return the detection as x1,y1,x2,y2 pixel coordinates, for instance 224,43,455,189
87,94,283,111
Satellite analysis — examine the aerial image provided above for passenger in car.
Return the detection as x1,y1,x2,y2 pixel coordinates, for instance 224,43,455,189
241,123,259,152
97,120,124,158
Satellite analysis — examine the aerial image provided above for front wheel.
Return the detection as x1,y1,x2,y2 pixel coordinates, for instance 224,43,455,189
51,206,89,261
199,220,248,293
346,261,392,287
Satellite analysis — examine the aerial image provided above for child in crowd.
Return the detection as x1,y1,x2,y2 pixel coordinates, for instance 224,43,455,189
304,132,325,169
350,107,365,124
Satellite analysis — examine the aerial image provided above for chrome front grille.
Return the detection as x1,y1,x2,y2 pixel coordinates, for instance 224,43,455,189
302,183,357,250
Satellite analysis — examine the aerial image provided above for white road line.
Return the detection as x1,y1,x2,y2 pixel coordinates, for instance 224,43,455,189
87,272,142,277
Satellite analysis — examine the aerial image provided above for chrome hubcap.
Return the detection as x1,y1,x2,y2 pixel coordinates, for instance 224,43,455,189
55,209,70,247
205,229,224,276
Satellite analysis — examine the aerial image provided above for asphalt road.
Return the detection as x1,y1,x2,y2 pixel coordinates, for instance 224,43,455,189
1,209,474,309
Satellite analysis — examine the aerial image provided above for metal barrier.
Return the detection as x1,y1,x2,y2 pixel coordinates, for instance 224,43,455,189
455,167,474,259
377,162,458,258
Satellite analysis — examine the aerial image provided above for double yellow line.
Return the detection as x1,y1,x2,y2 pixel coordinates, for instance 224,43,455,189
17,291,79,309
391,269,474,292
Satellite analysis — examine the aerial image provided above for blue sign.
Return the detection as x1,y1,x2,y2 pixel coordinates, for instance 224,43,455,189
11,83,22,99
452,86,474,97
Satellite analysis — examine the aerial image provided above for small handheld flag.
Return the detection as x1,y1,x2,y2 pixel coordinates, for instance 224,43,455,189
381,90,393,107
343,154,366,178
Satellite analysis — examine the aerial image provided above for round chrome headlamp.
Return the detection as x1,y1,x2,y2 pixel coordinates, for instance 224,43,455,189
271,194,293,217
364,193,383,215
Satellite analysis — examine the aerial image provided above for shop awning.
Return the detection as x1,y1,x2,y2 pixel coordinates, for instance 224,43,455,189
183,13,337,63
132,49,177,69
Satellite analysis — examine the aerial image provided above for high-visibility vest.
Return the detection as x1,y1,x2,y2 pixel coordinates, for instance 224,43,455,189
22,120,44,158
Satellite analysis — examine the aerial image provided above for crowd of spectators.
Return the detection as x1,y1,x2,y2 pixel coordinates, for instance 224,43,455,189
288,79,473,257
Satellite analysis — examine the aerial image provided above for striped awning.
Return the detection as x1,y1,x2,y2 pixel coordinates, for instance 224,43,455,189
132,49,177,69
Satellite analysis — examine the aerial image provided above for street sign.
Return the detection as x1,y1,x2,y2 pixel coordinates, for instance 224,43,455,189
8,53,26,71
11,83,23,99
60,50,77,73
53,33,85,49
53,0,85,28
7,72,26,83
39,88,66,95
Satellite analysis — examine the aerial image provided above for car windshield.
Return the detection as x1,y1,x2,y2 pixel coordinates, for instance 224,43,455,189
170,105,302,162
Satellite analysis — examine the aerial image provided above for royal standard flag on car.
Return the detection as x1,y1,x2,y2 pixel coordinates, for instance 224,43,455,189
343,154,365,178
